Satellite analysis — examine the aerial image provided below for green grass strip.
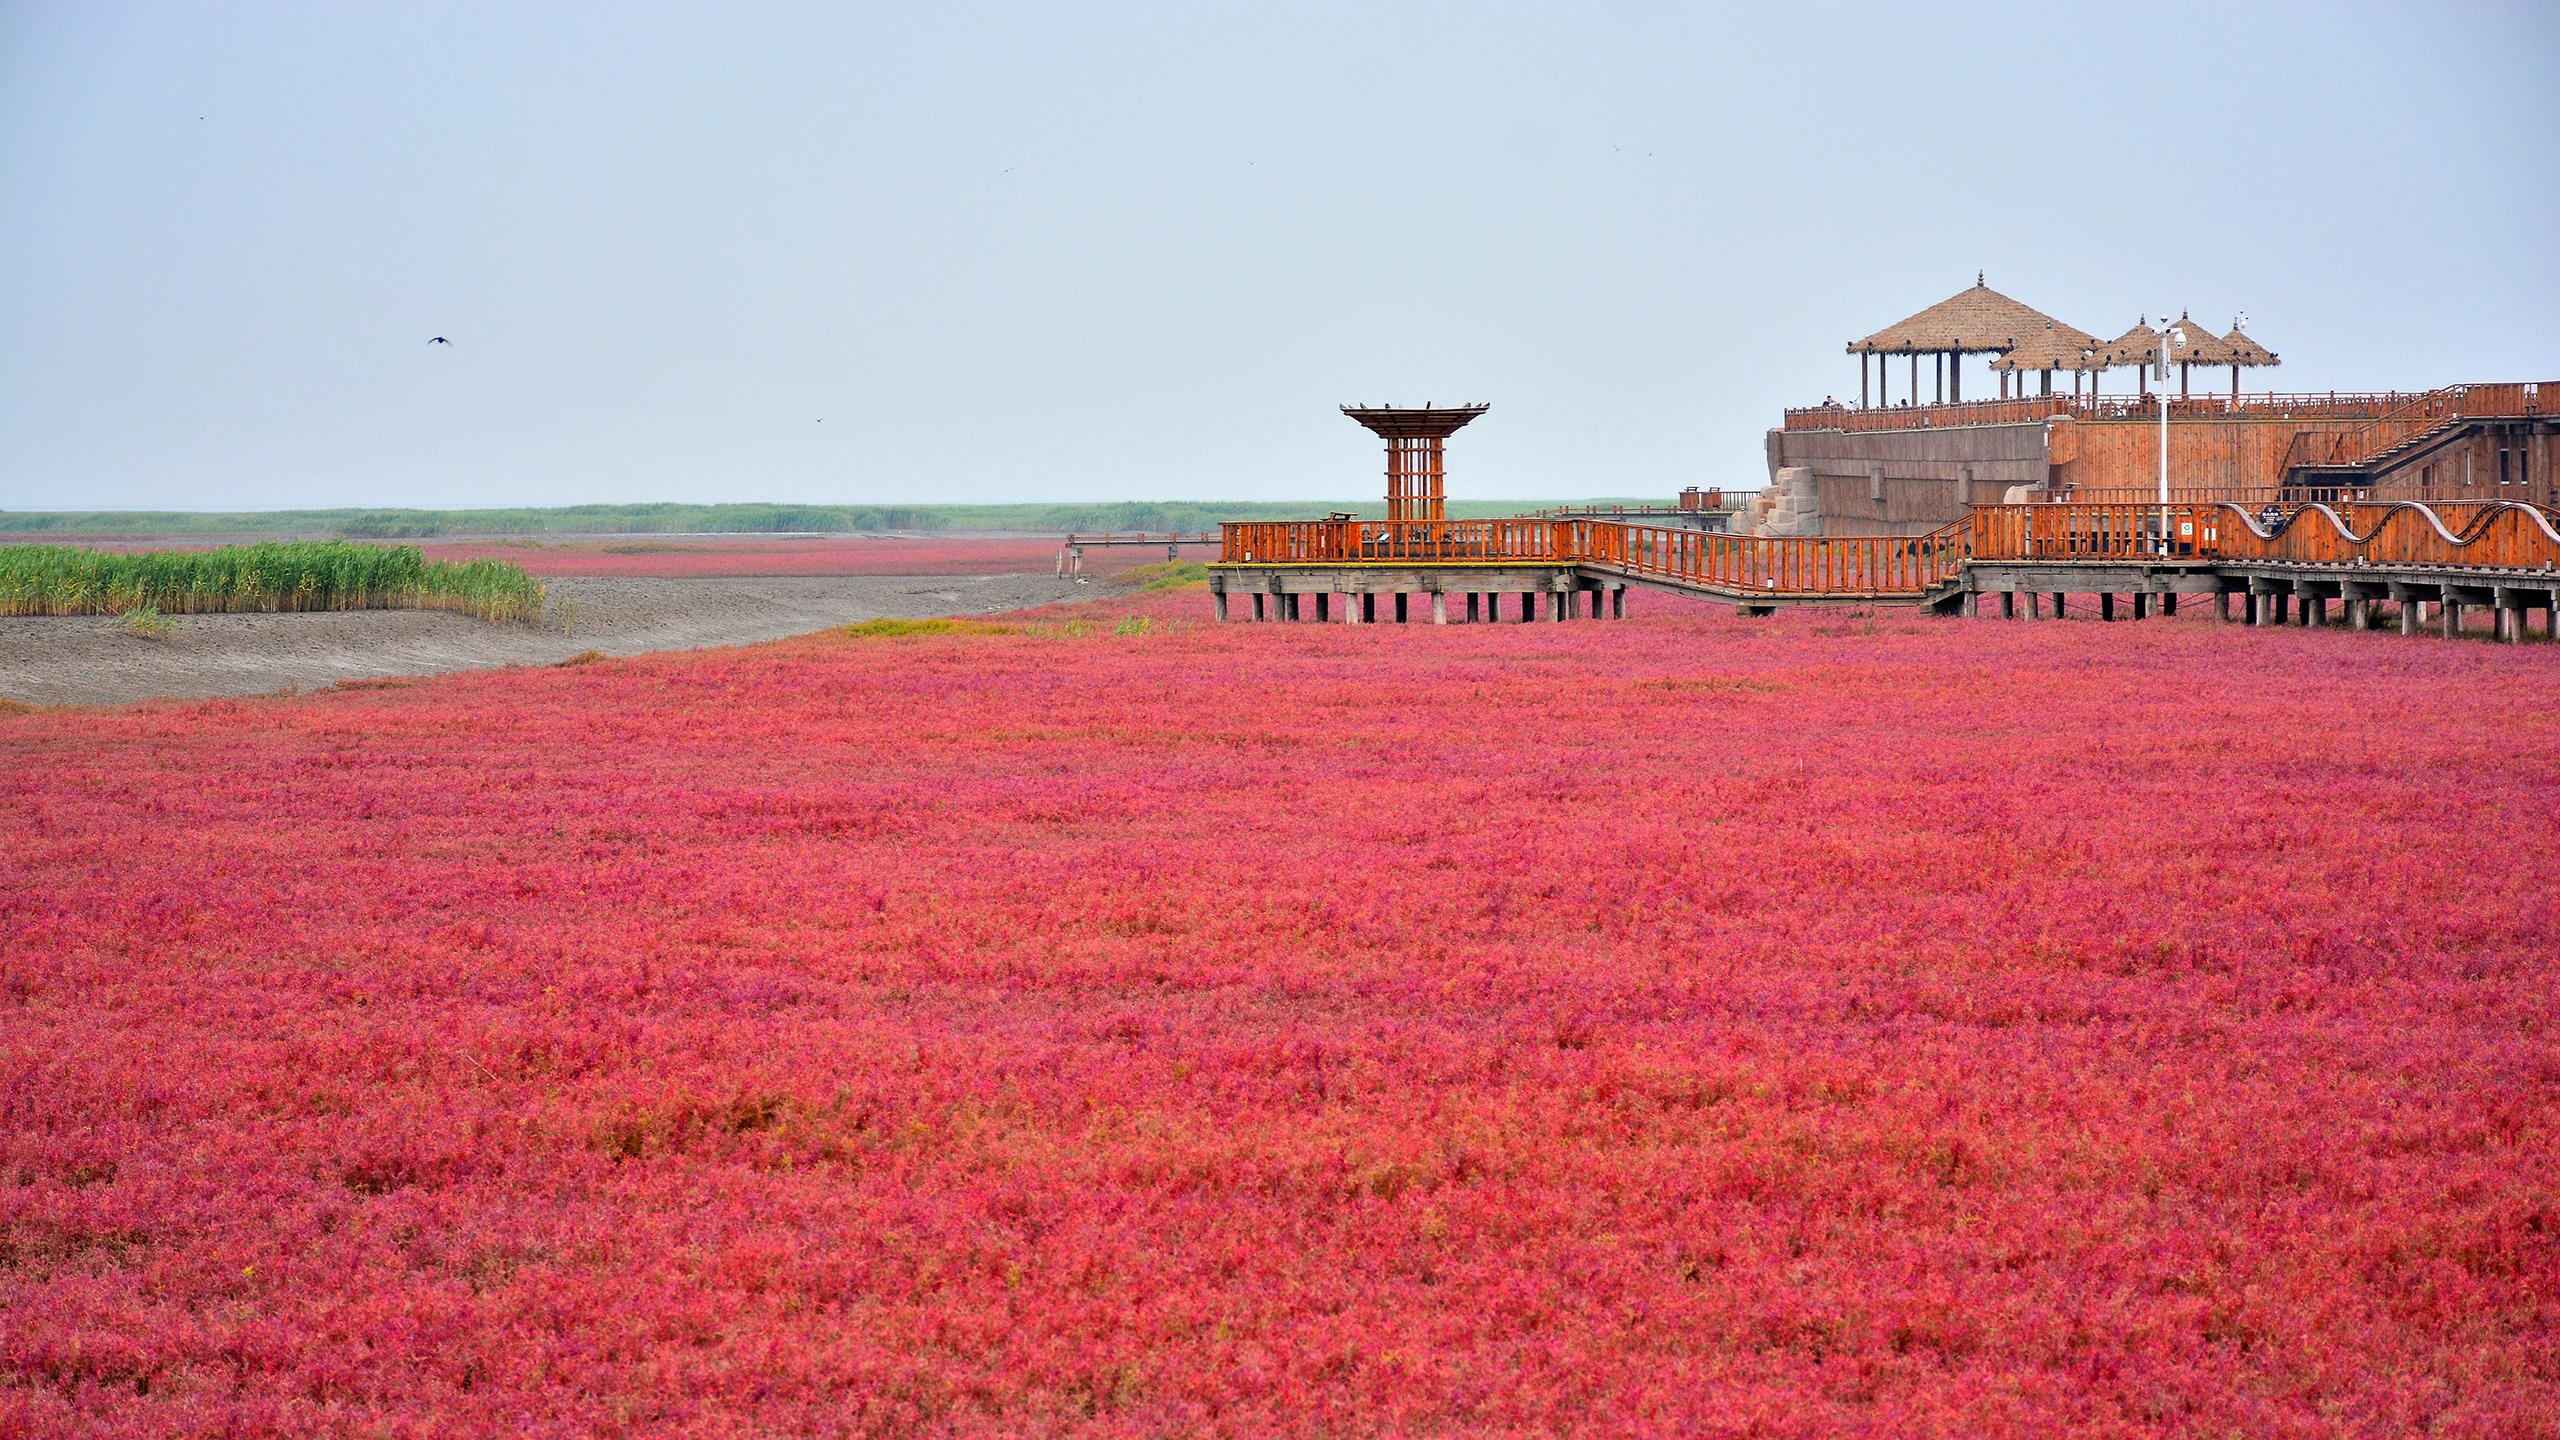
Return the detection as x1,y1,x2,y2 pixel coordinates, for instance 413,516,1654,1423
0,542,543,624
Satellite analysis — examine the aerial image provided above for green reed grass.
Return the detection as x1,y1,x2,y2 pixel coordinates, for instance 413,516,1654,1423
0,543,543,624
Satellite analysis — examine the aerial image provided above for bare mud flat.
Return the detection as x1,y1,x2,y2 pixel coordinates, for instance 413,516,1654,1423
0,573,1108,707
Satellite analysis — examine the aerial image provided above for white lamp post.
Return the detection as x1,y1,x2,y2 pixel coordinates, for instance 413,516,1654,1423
2156,317,2186,556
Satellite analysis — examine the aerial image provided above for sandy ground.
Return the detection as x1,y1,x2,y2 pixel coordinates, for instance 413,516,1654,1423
0,573,1110,707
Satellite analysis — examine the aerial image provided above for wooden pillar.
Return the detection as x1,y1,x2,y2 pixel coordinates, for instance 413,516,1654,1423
1951,350,1962,402
1935,352,1945,404
1214,590,1230,622
1909,353,1919,405
1859,355,1869,409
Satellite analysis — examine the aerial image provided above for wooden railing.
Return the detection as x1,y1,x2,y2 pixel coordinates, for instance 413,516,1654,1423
1584,522,1966,594
2053,485,2283,506
1969,502,2560,571
2214,501,2560,571
1783,396,2074,432
1787,384,2557,435
1223,502,2560,601
1220,519,1576,565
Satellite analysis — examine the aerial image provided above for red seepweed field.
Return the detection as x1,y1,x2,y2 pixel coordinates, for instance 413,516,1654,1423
4,591,2558,1437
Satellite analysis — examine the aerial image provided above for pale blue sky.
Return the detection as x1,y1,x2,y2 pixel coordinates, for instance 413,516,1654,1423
3,1,2554,511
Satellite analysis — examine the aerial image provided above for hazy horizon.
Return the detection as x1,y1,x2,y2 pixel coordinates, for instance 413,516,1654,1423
5,1,2555,514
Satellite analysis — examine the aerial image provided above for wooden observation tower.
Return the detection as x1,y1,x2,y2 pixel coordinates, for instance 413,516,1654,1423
1342,403,1488,523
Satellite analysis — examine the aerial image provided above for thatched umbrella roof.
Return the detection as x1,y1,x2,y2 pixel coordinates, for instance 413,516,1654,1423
1848,273,2083,356
2164,311,2234,365
1992,321,2106,373
2220,322,2279,369
2096,316,2162,369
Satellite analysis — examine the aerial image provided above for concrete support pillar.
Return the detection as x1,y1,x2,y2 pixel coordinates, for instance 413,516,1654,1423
1315,593,1330,622
2348,598,2370,631
2162,593,2178,617
2131,593,2149,620
1362,593,1377,625
2497,605,2522,644
1251,593,1266,621
2100,593,2116,622
2297,593,2316,627
1393,593,1409,624
1963,592,1980,618
1431,591,1448,626
1585,586,1603,621
2214,591,2231,623
1214,590,1230,622
1611,587,1626,619
1285,593,1301,622
1999,591,2017,619
1465,593,1480,623
2028,593,2043,619
2399,599,2420,636
2273,592,2290,625
2441,600,2461,639
2052,593,2067,618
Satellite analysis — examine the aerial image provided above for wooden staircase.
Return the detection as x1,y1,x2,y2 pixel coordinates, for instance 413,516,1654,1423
2281,383,2551,495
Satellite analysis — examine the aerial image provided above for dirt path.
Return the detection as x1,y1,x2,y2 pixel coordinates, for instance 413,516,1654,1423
0,573,1111,707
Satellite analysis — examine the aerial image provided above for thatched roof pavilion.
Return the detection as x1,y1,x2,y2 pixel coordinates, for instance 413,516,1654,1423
1992,321,2106,397
2217,321,2280,398
2095,317,2166,396
1846,273,2087,407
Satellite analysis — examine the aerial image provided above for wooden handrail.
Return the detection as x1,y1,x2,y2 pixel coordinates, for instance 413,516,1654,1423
1786,384,2556,436
1224,500,2560,598
1967,501,2560,571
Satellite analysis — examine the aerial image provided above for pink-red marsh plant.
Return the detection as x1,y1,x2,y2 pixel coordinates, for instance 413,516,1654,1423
3,593,2556,1436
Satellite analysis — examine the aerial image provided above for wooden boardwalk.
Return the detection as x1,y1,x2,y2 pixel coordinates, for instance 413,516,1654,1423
1208,501,2560,639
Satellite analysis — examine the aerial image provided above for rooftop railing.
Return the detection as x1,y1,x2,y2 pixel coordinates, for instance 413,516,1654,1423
1783,385,2556,434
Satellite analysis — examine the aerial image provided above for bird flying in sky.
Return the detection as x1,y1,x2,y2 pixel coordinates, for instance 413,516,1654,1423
427,336,452,346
